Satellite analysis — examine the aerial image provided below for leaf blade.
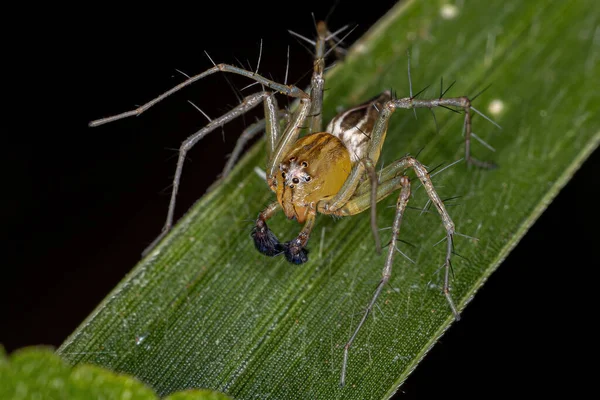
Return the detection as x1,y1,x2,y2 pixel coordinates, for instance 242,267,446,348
60,1,599,398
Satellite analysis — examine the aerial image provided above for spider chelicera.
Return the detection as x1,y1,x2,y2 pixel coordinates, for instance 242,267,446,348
90,20,497,386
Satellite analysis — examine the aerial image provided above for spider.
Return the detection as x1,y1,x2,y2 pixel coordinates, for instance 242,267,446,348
89,20,497,387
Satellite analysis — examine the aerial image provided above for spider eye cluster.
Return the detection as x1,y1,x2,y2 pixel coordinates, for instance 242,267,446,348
280,158,313,186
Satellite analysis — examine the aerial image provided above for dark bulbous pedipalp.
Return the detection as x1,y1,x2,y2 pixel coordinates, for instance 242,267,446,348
251,219,309,264
282,240,309,264
251,219,283,257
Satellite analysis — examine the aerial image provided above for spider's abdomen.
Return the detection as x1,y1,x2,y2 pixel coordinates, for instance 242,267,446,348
276,132,352,223
327,91,391,162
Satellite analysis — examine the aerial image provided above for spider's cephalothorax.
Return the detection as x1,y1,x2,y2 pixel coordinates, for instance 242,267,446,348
276,134,351,223
89,19,498,387
253,92,392,264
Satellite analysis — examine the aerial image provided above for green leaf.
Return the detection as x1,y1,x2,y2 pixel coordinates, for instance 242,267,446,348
1,346,72,400
69,365,157,399
60,0,599,399
0,347,232,400
164,390,233,400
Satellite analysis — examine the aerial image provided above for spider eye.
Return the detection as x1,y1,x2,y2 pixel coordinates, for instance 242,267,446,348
289,157,297,162
292,177,299,184
301,161,308,168
282,172,286,178
305,176,311,182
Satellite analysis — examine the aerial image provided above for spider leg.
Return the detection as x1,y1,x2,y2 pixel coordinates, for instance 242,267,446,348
339,176,411,387
351,156,458,310
307,21,357,133
141,91,270,256
89,63,308,127
333,156,458,386
306,21,329,133
289,20,347,134
404,51,499,168
362,159,381,254
264,95,285,159
381,95,497,168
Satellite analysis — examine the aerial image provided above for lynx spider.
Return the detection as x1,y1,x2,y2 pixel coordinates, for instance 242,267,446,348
89,20,498,386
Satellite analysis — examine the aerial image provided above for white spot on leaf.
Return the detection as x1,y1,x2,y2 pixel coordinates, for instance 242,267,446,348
440,4,459,20
488,99,505,116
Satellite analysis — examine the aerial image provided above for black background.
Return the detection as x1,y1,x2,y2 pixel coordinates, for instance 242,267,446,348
2,1,598,398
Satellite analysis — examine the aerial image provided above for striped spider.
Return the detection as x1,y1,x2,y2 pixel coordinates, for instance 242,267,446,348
89,20,497,387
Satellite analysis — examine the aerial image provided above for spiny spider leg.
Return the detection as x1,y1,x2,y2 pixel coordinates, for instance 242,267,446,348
340,175,411,387
332,156,460,382
295,20,353,134
336,156,458,386
264,95,283,158
89,63,308,127
404,55,498,169
319,88,462,384
141,91,271,256
332,155,457,311
307,21,330,133
463,107,497,169
362,159,381,254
